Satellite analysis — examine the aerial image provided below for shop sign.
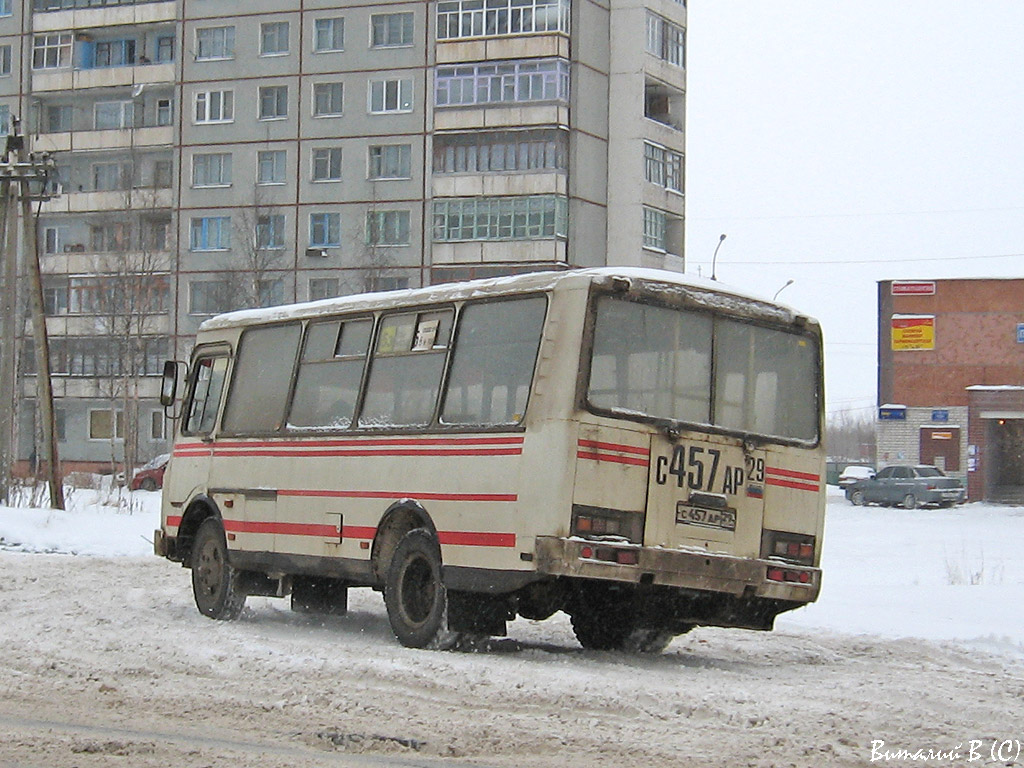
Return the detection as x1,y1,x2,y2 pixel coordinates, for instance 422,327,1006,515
891,315,935,351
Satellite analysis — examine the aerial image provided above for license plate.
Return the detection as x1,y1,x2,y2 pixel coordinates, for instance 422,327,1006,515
675,502,736,531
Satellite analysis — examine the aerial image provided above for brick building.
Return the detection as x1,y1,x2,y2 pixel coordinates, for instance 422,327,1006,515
876,278,1024,501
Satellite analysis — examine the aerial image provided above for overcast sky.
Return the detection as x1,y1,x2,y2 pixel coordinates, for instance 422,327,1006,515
683,2,1024,421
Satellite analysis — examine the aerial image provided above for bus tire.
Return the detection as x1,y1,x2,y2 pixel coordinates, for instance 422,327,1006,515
622,629,675,654
385,529,459,650
191,518,246,620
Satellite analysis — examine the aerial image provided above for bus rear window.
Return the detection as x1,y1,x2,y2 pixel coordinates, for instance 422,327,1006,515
588,296,819,442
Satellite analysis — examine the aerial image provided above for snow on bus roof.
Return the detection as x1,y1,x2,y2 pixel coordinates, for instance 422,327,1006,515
199,267,806,331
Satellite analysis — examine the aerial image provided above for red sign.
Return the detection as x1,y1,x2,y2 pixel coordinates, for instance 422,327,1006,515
892,281,936,296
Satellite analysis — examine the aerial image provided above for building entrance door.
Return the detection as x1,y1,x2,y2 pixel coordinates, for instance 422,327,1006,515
919,427,960,472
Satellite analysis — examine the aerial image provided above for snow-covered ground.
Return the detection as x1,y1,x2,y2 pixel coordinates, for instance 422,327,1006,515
3,485,1022,655
1,487,1023,767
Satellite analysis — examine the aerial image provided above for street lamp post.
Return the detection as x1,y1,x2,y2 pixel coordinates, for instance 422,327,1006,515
710,234,726,281
773,279,795,301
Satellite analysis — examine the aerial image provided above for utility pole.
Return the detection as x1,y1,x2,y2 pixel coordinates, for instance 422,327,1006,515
0,174,15,504
0,118,64,509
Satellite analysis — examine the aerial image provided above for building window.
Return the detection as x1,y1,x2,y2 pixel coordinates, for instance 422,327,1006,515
94,101,134,130
93,162,131,191
309,212,341,247
645,12,685,68
642,206,666,251
92,39,136,68
260,21,289,56
435,59,569,107
312,82,344,117
156,98,173,126
368,144,411,179
309,277,340,301
312,147,343,181
0,0,10,16
433,195,567,241
46,105,72,132
259,85,289,119
89,410,124,440
192,152,233,187
44,284,69,315
433,129,567,174
0,45,11,76
370,12,414,47
313,17,344,52
368,79,413,114
152,160,173,189
190,216,232,251
32,33,73,70
156,36,174,63
256,214,285,249
0,105,7,136
43,226,66,254
257,150,286,184
196,26,235,60
189,280,231,315
436,0,569,40
643,141,683,193
367,210,411,246
150,410,165,441
194,90,233,123
644,79,684,130
90,222,131,252
258,279,284,308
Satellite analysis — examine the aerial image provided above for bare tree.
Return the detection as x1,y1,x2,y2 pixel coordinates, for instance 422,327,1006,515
226,189,288,309
826,410,877,465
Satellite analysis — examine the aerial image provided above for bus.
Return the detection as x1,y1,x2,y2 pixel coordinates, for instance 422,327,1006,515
156,268,825,652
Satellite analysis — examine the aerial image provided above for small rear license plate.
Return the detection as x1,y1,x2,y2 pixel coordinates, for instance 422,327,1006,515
675,502,736,531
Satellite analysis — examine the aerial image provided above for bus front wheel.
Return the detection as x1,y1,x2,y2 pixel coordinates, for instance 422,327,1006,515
385,529,459,650
191,518,246,620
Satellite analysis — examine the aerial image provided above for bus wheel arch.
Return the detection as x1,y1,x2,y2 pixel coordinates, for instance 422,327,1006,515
177,496,220,563
371,501,438,586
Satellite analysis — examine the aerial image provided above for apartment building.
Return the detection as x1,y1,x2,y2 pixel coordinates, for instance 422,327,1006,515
1,0,686,471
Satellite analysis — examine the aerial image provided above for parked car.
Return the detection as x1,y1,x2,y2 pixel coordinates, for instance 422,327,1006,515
845,465,965,509
130,454,170,492
837,464,875,489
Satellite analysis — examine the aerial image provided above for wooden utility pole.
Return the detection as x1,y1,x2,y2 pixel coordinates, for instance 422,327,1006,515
0,175,15,503
0,119,64,509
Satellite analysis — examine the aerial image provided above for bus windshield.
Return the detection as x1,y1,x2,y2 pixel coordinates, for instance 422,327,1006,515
587,295,820,442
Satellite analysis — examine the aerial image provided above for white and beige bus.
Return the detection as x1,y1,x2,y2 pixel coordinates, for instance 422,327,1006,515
156,268,825,652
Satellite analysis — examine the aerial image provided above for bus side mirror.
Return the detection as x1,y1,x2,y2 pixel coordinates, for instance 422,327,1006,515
160,360,183,407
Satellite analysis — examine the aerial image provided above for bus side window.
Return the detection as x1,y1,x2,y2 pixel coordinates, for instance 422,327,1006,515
288,318,372,430
221,323,302,434
184,356,229,435
441,296,546,426
359,309,453,428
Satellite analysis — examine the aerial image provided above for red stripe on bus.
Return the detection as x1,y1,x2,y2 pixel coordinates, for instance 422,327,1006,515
198,447,523,458
577,439,649,456
223,519,338,538
203,436,524,450
577,450,650,468
765,467,820,482
765,477,820,493
438,531,516,548
221,519,512,547
278,489,518,503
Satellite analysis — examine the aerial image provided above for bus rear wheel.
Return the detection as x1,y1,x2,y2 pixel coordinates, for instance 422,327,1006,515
385,529,459,650
191,518,246,620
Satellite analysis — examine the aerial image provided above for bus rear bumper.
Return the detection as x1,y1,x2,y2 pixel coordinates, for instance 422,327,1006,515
534,536,821,604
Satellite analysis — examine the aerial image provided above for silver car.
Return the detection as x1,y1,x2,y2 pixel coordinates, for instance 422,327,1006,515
845,465,965,509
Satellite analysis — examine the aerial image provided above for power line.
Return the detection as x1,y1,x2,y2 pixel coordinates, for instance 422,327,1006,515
688,251,1024,267
691,205,1024,222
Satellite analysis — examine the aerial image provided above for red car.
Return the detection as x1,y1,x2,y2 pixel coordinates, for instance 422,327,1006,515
130,454,169,491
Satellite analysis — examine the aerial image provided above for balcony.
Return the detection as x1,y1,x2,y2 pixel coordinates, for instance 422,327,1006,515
33,125,174,153
33,0,176,31
31,61,175,92
40,187,173,213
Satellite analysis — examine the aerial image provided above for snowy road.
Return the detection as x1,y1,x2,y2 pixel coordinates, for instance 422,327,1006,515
1,492,1023,766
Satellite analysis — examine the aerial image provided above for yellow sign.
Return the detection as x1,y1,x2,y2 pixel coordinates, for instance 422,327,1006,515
891,315,934,351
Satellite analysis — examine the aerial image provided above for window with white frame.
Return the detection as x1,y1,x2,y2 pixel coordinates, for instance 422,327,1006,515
436,0,569,40
643,141,683,193
367,210,410,245
368,78,412,114
435,59,569,107
313,17,344,52
259,85,289,119
43,226,67,254
189,280,232,315
92,39,136,68
94,101,134,130
433,129,568,174
93,162,132,191
46,105,72,132
192,152,233,187
190,216,232,251
156,35,174,62
309,212,341,247
32,33,72,70
308,277,340,301
312,82,344,116
370,12,414,47
196,26,235,60
156,98,173,126
257,150,287,184
645,12,685,68
260,21,289,55
433,195,567,241
194,90,233,123
256,214,285,249
0,0,11,16
312,147,343,181
91,222,131,252
642,206,666,251
368,144,411,179
0,45,11,76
